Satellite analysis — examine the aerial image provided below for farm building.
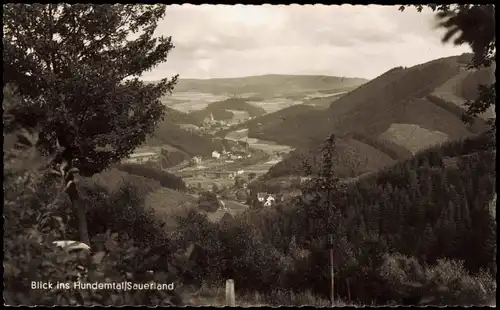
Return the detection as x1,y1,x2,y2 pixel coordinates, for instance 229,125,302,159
212,150,221,159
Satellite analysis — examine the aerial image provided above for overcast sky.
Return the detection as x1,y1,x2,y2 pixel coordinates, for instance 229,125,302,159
141,4,471,81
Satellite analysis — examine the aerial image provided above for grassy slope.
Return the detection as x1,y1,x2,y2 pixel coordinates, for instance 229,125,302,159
91,168,248,231
262,54,493,178
144,187,198,229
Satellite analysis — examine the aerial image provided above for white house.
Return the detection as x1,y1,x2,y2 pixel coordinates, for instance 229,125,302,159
212,150,221,159
265,195,275,204
263,194,276,207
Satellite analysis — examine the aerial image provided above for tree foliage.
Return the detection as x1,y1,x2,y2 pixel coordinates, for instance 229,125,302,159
3,4,178,177
3,113,185,305
172,133,496,305
3,3,178,244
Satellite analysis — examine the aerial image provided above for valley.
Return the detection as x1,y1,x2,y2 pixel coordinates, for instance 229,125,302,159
5,4,496,307
120,55,496,244
129,56,495,215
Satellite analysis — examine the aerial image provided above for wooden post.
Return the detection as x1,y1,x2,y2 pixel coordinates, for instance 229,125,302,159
346,278,351,303
225,279,235,307
328,234,334,307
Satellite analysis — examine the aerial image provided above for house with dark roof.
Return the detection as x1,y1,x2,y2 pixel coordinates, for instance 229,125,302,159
263,194,276,207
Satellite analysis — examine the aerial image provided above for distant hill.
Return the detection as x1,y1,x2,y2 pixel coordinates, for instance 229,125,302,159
166,74,368,97
257,54,494,178
189,98,267,123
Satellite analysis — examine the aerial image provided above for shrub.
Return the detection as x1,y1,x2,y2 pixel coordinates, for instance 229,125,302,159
3,128,185,306
4,229,183,306
248,172,257,181
378,253,496,305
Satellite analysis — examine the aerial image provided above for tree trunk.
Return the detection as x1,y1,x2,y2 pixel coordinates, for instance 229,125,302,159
67,182,90,245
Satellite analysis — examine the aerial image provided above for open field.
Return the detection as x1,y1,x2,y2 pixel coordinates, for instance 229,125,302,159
243,159,283,174
246,138,294,154
380,123,450,155
156,75,367,115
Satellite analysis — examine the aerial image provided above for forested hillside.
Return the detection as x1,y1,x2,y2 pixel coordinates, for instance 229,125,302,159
176,132,496,305
253,55,489,146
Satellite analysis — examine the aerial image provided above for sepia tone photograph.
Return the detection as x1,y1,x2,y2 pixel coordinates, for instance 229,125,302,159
3,3,496,307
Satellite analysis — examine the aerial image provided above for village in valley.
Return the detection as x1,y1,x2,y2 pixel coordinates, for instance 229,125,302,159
123,110,294,216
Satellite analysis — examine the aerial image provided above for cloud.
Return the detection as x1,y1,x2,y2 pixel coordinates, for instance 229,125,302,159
142,4,471,80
